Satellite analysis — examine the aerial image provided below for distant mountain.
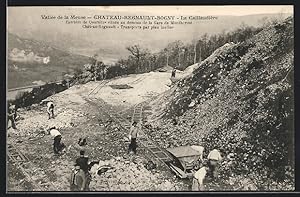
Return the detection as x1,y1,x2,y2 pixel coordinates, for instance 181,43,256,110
7,7,292,58
7,33,90,89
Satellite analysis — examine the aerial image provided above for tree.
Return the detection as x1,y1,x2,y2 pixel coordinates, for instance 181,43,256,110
164,40,184,68
189,37,199,65
89,54,98,81
126,44,150,73
193,39,197,64
163,48,170,67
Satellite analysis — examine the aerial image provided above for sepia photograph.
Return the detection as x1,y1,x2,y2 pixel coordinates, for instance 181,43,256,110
6,5,294,192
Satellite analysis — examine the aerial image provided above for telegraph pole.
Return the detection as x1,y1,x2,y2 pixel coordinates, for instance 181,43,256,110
166,53,169,67
179,48,185,67
199,44,202,63
194,41,197,64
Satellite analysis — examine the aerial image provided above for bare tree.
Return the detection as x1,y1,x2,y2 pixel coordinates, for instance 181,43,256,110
163,48,170,67
165,40,184,67
126,44,150,73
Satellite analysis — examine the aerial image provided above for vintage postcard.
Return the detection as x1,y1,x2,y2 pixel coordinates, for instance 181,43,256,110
6,5,294,192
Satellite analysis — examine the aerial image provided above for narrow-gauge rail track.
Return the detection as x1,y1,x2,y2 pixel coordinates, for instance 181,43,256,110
88,80,111,96
128,76,144,85
131,103,143,123
8,143,57,191
85,97,174,170
7,143,29,163
131,101,174,170
86,83,174,171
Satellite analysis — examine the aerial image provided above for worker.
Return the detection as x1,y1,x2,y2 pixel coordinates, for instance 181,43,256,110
7,103,17,129
128,121,139,154
47,101,55,119
46,126,65,154
207,149,222,179
103,66,107,80
192,166,209,191
76,150,89,173
100,63,106,80
171,67,177,78
70,164,87,191
75,150,91,190
13,104,18,120
78,137,87,146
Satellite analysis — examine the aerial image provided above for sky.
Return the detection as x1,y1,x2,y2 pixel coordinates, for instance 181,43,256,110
71,5,293,16
7,5,294,59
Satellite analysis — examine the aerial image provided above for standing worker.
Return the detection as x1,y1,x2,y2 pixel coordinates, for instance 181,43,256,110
171,67,177,78
103,66,107,80
76,150,89,173
170,67,177,84
100,63,106,80
47,101,55,119
7,103,17,129
70,164,87,191
192,166,209,191
75,150,91,190
45,126,65,155
13,104,18,120
128,121,139,154
207,148,222,179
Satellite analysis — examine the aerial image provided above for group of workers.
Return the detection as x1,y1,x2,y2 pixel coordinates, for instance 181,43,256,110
127,117,223,191
44,102,91,191
45,103,222,191
7,100,54,130
8,96,223,191
8,100,66,156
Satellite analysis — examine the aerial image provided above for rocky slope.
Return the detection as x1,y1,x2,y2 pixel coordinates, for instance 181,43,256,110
147,17,294,190
7,77,188,191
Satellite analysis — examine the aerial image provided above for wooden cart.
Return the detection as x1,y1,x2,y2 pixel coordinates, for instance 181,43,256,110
166,145,204,179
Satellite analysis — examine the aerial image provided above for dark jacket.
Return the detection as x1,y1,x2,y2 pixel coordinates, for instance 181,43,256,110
76,156,89,172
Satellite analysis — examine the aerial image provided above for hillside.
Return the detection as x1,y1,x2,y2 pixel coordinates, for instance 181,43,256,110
7,72,191,191
147,17,294,190
7,33,90,89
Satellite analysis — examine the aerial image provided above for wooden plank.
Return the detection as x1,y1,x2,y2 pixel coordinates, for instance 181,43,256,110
169,163,186,178
9,154,20,157
149,147,161,152
160,158,172,162
146,145,158,149
8,155,14,161
19,153,29,161
153,151,169,158
141,141,155,147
